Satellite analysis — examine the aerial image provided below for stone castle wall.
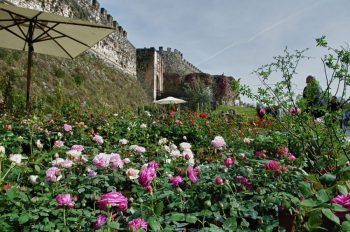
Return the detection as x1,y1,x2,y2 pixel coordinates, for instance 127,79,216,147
7,0,136,76
158,47,201,76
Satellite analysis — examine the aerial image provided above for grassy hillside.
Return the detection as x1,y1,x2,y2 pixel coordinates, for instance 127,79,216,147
0,48,151,114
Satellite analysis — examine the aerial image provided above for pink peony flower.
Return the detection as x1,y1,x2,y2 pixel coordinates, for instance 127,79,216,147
56,194,75,208
93,153,110,168
288,154,296,161
53,140,64,148
128,218,148,231
169,176,183,187
71,145,84,152
98,192,128,211
331,193,350,219
169,111,175,118
211,136,226,150
139,167,156,187
187,165,198,183
95,214,107,229
45,167,61,182
224,157,234,167
92,134,104,145
63,124,72,132
276,146,289,157
110,153,123,169
235,176,252,191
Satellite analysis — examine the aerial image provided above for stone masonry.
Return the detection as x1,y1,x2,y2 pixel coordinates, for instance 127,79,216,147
6,0,136,76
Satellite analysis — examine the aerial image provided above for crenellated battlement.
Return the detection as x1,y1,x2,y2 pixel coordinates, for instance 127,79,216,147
157,47,202,73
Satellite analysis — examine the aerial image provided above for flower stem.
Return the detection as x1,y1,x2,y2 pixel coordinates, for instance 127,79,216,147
63,207,66,227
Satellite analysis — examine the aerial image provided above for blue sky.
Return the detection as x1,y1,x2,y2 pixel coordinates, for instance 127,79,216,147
98,0,350,102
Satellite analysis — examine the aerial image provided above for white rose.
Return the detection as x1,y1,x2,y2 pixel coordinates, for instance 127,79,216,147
0,146,5,154
9,154,24,165
29,175,39,185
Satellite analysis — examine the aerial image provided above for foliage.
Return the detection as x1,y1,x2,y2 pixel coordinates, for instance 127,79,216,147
184,79,214,111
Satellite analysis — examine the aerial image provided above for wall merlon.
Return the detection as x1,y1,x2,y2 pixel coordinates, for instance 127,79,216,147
118,26,123,33
100,7,107,17
159,46,163,52
107,14,113,23
112,20,118,28
123,30,127,38
167,47,171,52
91,0,99,10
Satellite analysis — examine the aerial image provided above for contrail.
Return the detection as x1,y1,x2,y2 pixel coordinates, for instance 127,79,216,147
196,0,326,66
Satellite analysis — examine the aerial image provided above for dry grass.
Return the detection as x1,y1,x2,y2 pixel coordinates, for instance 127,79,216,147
0,48,151,114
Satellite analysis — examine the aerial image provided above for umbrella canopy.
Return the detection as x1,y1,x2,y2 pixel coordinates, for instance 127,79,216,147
0,3,115,110
154,96,187,105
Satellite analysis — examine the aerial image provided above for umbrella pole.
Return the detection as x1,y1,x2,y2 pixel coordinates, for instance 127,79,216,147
26,44,33,111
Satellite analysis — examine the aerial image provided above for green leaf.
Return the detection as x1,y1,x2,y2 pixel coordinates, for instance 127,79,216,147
331,204,348,212
223,217,237,231
299,181,312,197
6,188,17,201
154,201,164,216
108,222,120,229
148,217,161,231
301,199,318,207
322,208,340,225
18,214,30,224
185,215,197,224
316,189,330,203
342,221,350,231
170,213,185,222
34,165,40,172
338,185,348,195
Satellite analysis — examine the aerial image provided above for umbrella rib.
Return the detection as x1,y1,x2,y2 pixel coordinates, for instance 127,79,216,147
32,22,59,43
32,21,93,49
0,23,26,41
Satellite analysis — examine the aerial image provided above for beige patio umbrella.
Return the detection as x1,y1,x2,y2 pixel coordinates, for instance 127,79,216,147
0,2,115,110
154,96,187,104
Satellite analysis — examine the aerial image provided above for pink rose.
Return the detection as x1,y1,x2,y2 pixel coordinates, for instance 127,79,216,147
169,176,183,187
53,140,64,148
288,154,296,161
289,107,301,115
265,160,280,171
92,134,104,145
276,146,289,157
128,218,148,231
224,157,234,167
93,153,110,168
95,214,107,229
56,194,75,208
331,194,350,219
187,165,198,183
235,176,252,191
71,145,84,152
45,167,61,182
215,177,223,185
110,153,123,169
139,167,156,188
98,192,128,211
211,136,226,150
63,124,72,132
